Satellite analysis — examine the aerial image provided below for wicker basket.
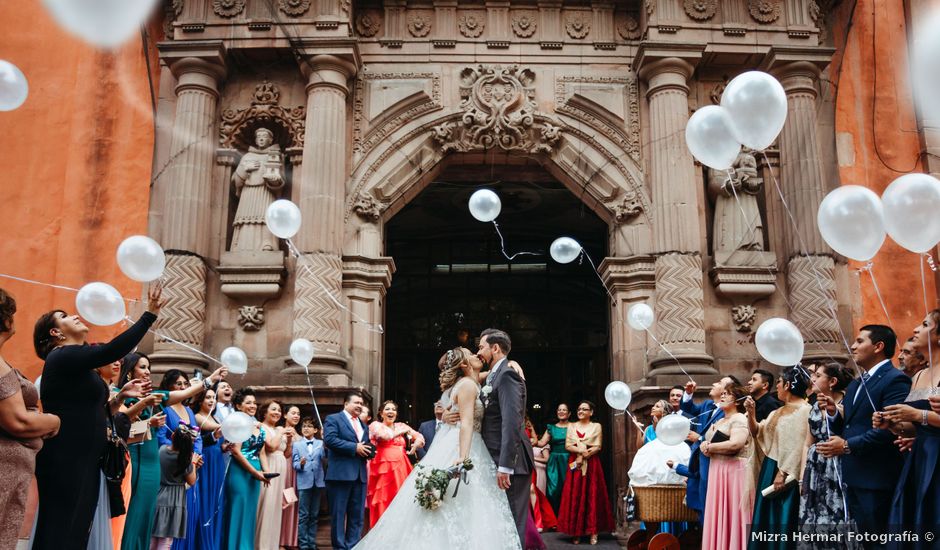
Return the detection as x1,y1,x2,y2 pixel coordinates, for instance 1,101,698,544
633,485,698,523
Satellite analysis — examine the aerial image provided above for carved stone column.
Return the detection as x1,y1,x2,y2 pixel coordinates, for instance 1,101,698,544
153,43,226,373
294,55,357,369
773,60,841,356
637,53,714,375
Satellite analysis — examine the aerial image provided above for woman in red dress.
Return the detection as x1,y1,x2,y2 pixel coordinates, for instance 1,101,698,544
525,418,557,532
557,400,615,545
366,400,425,527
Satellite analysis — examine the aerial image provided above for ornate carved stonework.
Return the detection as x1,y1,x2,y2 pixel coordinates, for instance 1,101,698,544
684,0,718,20
277,0,310,17
352,72,442,156
707,150,765,254
709,82,726,105
646,0,656,15
511,12,538,38
555,75,641,163
617,15,642,40
220,81,305,150
609,193,643,225
155,254,207,347
294,253,344,349
655,253,707,347
212,0,245,18
731,305,757,333
164,0,183,36
788,255,840,345
408,13,432,37
565,12,591,39
432,65,561,154
352,192,384,221
237,305,265,331
748,0,783,23
341,0,350,13
458,13,485,38
356,11,382,37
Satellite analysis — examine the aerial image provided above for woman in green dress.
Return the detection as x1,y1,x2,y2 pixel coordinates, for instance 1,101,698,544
537,402,571,512
223,388,270,550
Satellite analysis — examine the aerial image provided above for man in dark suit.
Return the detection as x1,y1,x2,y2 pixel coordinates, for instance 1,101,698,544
748,368,783,421
818,324,911,548
415,401,444,460
323,391,372,550
478,328,534,548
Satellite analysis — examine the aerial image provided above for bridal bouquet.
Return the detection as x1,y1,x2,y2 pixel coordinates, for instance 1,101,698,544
414,458,474,511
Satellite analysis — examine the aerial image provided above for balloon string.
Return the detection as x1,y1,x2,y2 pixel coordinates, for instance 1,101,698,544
921,255,935,377
302,363,324,430
491,221,541,261
203,458,231,527
285,239,384,334
580,249,619,310
686,396,749,425
858,263,894,328
127,316,224,366
0,273,142,303
644,330,695,384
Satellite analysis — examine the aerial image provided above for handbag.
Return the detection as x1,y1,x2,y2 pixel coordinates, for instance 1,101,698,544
100,403,130,483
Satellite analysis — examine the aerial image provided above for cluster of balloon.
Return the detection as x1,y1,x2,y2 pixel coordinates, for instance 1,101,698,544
0,60,28,112
265,200,302,240
656,413,692,447
220,346,248,375
221,411,256,444
549,237,582,264
468,189,502,223
755,318,804,367
604,381,632,411
75,282,126,326
42,0,160,49
117,236,167,282
627,303,654,331
881,173,940,254
817,186,885,262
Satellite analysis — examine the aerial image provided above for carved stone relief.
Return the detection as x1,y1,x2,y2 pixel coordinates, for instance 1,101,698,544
219,81,306,151
164,0,183,36
432,65,561,154
707,150,765,254
565,12,591,39
555,75,641,163
512,11,538,38
408,13,432,37
684,0,718,21
709,82,726,105
352,192,385,221
458,13,485,38
277,0,310,17
352,72,442,157
748,0,783,23
731,305,756,332
617,15,643,40
646,0,656,16
356,11,382,37
230,127,283,253
213,0,245,18
237,305,265,331
609,193,644,225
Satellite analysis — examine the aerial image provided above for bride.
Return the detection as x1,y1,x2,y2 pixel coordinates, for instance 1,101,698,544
353,347,522,550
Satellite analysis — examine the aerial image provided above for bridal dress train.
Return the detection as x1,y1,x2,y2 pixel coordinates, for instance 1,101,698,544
353,382,522,550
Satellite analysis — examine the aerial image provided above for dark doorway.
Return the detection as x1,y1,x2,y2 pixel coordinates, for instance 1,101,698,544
384,160,610,453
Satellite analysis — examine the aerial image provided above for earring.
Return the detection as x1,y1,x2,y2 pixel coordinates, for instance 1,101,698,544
57,334,66,341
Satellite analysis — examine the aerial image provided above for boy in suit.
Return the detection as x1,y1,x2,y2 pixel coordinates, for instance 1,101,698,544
323,391,372,550
293,417,326,550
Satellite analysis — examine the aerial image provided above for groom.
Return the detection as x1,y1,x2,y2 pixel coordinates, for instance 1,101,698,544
478,328,534,547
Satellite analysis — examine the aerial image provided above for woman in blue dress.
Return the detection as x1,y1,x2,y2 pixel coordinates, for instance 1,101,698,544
194,387,225,550
223,388,270,550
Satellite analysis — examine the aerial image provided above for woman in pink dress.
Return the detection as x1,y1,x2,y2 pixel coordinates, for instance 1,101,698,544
700,383,756,550
366,400,424,527
280,405,302,549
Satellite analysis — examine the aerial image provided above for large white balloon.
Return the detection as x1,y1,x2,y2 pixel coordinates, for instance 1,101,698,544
116,236,166,282
817,186,886,262
221,411,255,444
468,189,502,222
0,60,28,111
42,0,161,49
220,347,248,375
881,173,940,253
290,338,315,367
627,303,655,331
265,199,302,240
755,318,804,366
721,71,788,151
685,105,741,170
911,11,940,123
656,413,692,447
549,237,582,264
76,282,126,326
604,381,632,411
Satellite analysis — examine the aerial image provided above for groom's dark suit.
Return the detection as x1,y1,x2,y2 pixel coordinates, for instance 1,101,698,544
481,357,535,547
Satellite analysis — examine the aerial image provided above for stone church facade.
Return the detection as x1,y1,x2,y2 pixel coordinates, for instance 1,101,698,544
147,0,852,502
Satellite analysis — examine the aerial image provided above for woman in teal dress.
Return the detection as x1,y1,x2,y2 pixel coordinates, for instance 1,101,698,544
536,402,571,512
223,388,270,550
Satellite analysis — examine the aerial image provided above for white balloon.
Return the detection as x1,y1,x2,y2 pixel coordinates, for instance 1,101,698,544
75,282,126,326
604,381,632,410
34,375,41,398
721,71,788,151
221,411,255,444
290,338,315,367
265,199,302,239
817,186,886,262
220,346,249,375
911,11,940,123
116,236,166,282
0,60,28,111
881,173,940,253
685,105,741,170
468,189,502,222
755,318,804,366
656,413,692,447
550,237,582,264
42,0,161,49
627,303,655,331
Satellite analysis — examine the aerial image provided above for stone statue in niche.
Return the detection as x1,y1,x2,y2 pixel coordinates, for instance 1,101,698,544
231,127,284,252
707,150,765,254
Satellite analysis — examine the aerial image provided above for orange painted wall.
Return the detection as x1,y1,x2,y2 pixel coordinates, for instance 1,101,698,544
831,0,937,338
0,4,159,381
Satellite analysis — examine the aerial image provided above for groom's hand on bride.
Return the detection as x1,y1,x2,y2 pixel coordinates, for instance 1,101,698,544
442,411,460,424
496,472,512,490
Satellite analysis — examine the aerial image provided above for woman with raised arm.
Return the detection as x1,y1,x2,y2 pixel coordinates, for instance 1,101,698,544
223,388,270,550
366,399,425,527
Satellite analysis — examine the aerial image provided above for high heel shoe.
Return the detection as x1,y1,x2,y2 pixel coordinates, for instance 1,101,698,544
589,534,598,545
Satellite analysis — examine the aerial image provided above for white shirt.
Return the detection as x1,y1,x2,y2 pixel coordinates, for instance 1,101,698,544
214,402,234,423
343,410,363,441
854,359,891,402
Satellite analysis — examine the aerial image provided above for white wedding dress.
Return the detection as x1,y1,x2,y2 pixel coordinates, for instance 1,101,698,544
353,380,522,550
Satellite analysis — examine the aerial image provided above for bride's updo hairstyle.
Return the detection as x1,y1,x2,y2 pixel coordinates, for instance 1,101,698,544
438,347,468,392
